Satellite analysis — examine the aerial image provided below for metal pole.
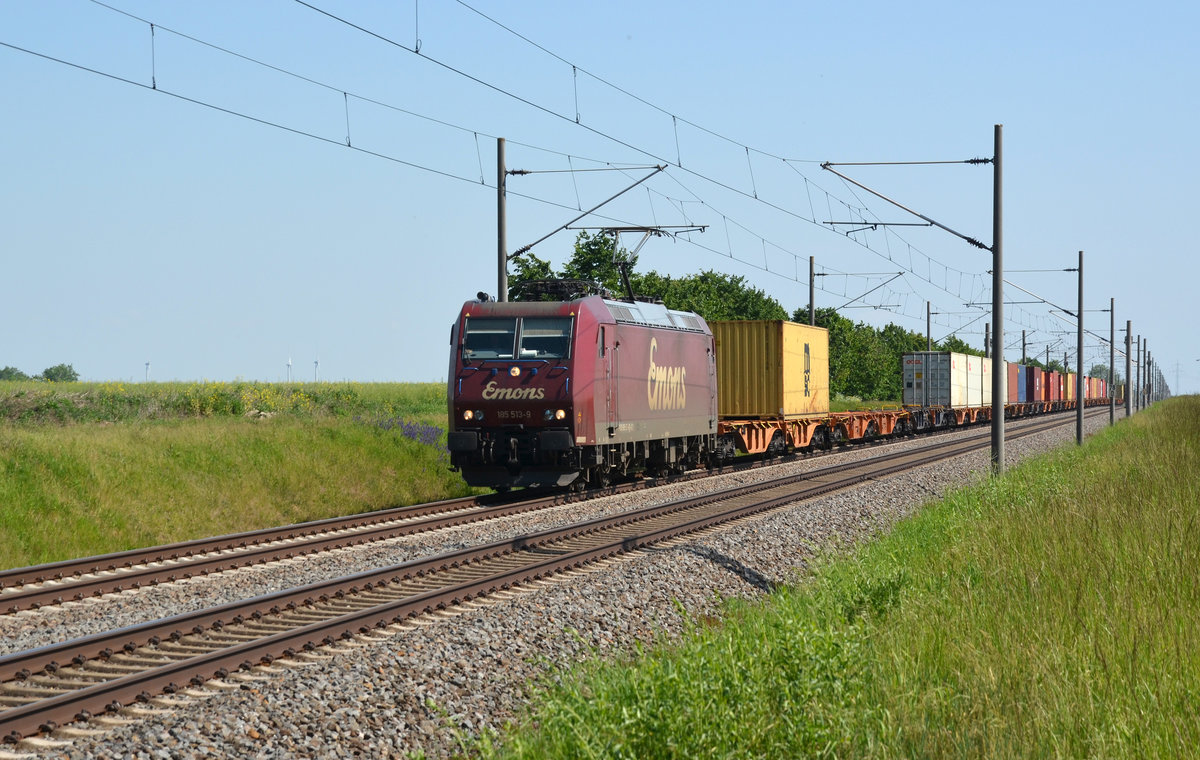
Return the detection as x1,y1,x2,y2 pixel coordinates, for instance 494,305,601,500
1125,320,1132,417
1147,350,1153,406
809,256,815,326
1076,250,1084,445
497,137,508,302
1137,345,1147,408
1022,329,1026,365
1143,342,1149,409
985,323,990,358
926,301,931,350
1108,297,1114,425
1136,336,1142,411
990,124,1005,474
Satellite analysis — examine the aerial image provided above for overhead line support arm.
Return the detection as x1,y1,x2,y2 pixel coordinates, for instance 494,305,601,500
820,162,990,250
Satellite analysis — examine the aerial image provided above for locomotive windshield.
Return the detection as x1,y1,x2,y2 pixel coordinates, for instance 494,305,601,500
461,316,572,361
462,318,517,359
518,317,572,359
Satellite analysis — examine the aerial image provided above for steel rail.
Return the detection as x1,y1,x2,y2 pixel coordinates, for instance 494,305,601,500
0,409,1101,742
0,493,581,613
0,495,487,589
0,429,881,612
0,462,756,613
1,406,1097,614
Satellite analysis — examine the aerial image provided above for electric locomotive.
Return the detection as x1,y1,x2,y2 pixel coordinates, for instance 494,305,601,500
447,293,718,490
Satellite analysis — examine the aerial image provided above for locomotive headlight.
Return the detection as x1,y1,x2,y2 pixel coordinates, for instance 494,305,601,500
554,408,567,420
462,410,474,421
474,409,485,421
543,409,554,421
509,366,521,377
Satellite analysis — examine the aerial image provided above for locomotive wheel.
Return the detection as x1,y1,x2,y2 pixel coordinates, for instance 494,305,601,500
765,432,786,458
595,465,612,489
813,428,831,451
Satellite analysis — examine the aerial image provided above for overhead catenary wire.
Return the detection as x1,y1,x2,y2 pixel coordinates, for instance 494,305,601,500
69,0,974,323
291,0,990,311
10,2,1064,346
1,18,895,318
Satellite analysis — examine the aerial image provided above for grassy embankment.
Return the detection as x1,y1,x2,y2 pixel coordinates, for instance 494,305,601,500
481,397,1200,759
0,381,474,569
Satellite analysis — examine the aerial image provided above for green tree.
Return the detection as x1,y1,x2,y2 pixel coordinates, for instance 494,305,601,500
878,323,930,400
806,307,856,398
651,270,787,322
1088,364,1121,385
509,232,787,323
508,251,556,300
937,334,986,356
0,366,30,381
40,364,79,382
559,231,629,296
509,232,632,301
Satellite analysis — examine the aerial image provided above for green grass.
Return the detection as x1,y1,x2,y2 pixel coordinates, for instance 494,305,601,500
0,382,475,569
0,380,447,424
830,395,898,412
481,397,1200,759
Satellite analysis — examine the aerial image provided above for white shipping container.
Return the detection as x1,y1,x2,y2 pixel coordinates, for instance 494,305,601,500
984,357,993,405
975,357,1006,407
966,355,982,407
903,352,968,408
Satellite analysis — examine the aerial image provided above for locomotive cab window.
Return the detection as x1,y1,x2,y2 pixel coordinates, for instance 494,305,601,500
518,317,572,359
462,318,517,359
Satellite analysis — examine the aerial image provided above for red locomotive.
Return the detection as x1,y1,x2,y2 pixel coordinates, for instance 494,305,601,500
447,294,718,490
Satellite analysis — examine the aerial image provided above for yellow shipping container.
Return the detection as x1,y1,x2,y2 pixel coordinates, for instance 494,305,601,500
711,320,830,418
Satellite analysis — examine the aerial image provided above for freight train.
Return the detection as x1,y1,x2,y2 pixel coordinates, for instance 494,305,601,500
446,294,1113,490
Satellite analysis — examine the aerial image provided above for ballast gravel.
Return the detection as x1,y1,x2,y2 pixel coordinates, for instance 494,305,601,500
4,414,1112,759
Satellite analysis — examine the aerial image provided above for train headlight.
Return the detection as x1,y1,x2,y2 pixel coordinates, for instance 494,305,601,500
543,409,553,421
509,366,521,377
474,409,485,421
554,408,567,420
463,410,474,421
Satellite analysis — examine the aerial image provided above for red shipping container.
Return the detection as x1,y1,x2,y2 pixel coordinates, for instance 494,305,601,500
1026,366,1043,404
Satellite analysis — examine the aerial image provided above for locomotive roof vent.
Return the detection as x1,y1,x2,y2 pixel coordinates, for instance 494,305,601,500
604,299,705,333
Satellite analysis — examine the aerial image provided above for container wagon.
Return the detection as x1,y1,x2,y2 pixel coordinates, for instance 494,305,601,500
713,320,907,454
902,351,996,427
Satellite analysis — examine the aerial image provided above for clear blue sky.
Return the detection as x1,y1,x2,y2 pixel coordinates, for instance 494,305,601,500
3,0,1197,392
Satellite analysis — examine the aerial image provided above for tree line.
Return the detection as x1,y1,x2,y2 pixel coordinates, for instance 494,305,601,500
0,364,80,382
511,233,1117,402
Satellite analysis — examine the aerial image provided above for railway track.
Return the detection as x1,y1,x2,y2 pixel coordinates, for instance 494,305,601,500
0,407,1093,616
0,409,1102,743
